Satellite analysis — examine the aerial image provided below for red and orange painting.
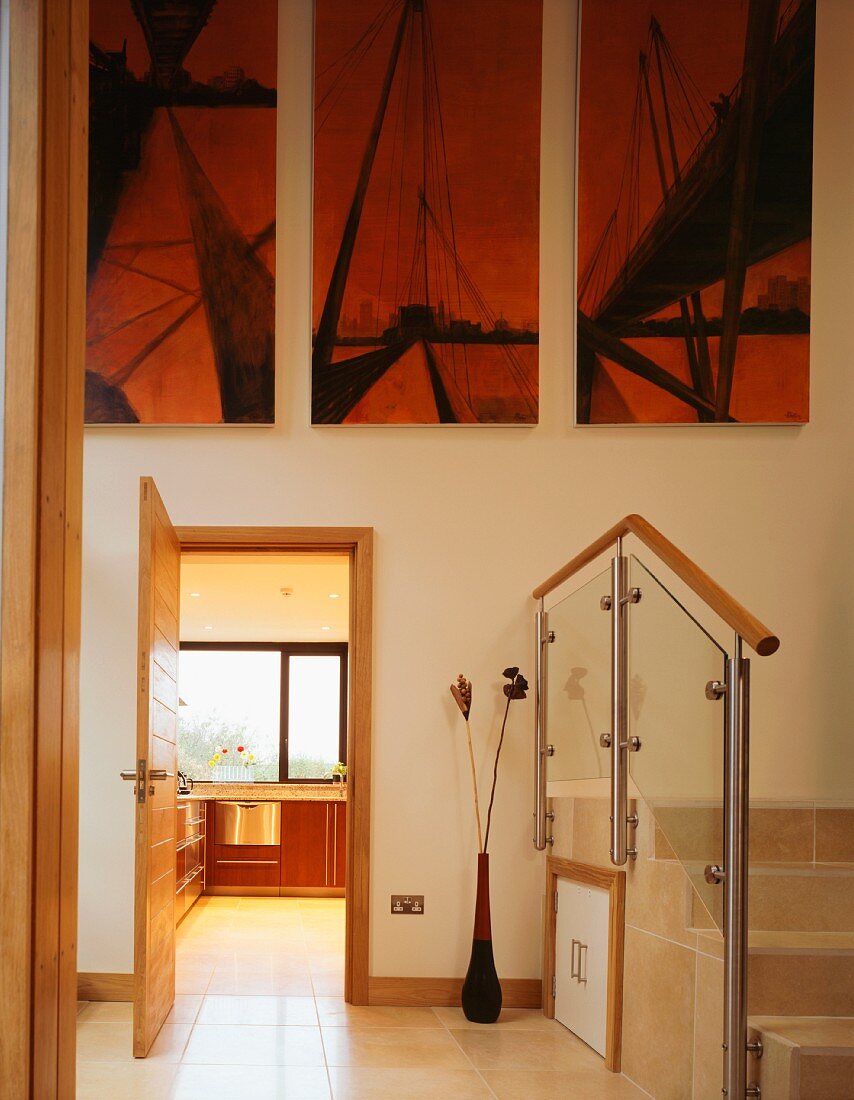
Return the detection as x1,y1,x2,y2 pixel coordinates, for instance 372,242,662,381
576,0,814,425
86,0,277,425
312,0,542,425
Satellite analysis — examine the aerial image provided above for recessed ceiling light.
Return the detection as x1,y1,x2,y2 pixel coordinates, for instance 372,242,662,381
328,593,340,599
321,625,331,631
190,592,201,598
204,625,214,631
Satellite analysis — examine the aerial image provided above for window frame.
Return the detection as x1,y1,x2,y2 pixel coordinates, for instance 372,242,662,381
179,641,349,783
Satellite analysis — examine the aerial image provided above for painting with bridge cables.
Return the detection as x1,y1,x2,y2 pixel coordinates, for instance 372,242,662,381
576,0,814,425
85,0,277,424
312,0,542,425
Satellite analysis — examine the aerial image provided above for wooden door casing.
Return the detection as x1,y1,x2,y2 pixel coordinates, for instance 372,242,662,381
134,478,180,1057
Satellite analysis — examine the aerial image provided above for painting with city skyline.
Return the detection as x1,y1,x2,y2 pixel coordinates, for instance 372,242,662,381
576,0,814,424
312,0,542,425
86,0,277,425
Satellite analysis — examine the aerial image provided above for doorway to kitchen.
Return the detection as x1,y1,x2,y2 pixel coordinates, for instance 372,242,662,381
174,552,351,1012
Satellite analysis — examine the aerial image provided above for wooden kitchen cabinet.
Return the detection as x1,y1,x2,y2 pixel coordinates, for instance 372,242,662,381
205,801,282,891
280,799,346,891
176,799,206,924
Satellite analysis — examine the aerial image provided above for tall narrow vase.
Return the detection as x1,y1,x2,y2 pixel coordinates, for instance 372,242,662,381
461,852,502,1023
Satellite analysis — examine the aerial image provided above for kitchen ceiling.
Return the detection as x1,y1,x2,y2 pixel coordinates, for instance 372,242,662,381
180,553,349,642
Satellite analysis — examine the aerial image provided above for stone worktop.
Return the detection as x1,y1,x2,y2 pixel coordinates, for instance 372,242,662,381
178,782,347,802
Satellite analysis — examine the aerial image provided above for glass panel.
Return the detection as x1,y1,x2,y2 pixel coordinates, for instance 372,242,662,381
545,568,611,783
178,649,281,781
288,655,342,779
628,555,728,930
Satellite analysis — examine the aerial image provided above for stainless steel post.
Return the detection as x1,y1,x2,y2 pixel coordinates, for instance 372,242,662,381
610,542,629,866
533,600,550,850
723,634,751,1098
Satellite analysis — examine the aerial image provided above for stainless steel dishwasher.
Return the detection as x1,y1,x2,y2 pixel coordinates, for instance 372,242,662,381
215,801,281,846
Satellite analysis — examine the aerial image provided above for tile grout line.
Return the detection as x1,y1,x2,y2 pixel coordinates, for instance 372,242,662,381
437,1014,500,1099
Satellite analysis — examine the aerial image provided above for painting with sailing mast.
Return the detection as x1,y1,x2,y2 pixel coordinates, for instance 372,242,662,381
312,0,542,425
576,0,814,425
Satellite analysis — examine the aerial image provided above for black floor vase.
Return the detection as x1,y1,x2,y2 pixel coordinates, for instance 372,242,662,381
461,852,502,1023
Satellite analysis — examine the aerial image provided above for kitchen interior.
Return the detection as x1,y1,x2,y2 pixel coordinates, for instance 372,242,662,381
174,552,350,1004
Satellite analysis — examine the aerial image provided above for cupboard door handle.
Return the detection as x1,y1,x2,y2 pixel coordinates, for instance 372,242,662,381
579,943,588,984
333,803,338,886
570,938,580,980
325,803,330,886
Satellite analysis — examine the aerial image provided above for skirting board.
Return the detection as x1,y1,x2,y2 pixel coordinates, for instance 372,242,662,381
77,973,134,1002
368,977,542,1009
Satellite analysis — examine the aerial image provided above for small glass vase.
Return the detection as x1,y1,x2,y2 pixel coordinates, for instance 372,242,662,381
461,852,502,1023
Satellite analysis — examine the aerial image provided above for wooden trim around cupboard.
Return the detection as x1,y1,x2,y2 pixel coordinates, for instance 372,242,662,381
175,526,374,1005
0,1,87,1096
77,974,135,1003
368,977,542,1008
543,857,625,1073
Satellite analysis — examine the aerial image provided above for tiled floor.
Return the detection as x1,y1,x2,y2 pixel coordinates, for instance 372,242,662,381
77,897,644,1098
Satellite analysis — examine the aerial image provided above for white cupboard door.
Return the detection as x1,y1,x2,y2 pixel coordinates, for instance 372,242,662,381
554,878,610,1057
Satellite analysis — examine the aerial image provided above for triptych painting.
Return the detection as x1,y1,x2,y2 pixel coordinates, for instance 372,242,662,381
576,0,814,424
85,0,813,428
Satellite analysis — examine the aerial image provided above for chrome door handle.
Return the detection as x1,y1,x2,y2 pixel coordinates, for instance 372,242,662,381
579,943,588,984
570,938,581,980
149,770,174,780
120,770,137,781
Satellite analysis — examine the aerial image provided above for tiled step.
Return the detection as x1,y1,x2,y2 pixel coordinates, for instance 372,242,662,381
688,862,854,933
748,1016,854,1100
696,931,854,1017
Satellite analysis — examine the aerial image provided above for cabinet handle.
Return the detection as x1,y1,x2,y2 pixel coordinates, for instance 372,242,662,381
215,859,277,865
325,803,330,886
333,803,338,886
570,938,580,980
579,943,588,984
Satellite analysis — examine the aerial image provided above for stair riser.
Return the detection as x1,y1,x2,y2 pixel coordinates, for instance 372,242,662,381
749,953,854,1017
693,874,854,933
799,1054,854,1100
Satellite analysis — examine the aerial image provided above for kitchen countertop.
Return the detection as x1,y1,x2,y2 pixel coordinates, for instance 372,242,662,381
177,782,347,802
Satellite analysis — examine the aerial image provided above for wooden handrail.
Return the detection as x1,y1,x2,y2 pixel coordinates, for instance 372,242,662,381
532,514,780,657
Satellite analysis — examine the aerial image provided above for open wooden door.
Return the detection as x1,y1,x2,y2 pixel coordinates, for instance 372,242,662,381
133,477,181,1056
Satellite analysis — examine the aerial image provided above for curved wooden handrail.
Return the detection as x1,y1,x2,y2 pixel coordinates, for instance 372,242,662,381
532,514,780,657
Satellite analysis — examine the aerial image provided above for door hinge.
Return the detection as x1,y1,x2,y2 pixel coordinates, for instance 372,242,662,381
552,974,557,998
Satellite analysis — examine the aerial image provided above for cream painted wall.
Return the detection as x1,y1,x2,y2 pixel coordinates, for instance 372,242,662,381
78,0,854,974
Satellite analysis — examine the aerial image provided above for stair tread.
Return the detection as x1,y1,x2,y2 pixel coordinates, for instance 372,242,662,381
696,930,854,955
684,860,854,876
749,1015,854,1053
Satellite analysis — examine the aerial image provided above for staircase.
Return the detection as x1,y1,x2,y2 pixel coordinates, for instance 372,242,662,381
652,806,854,1099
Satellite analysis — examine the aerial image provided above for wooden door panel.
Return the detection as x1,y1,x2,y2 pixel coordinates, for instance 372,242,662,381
153,626,178,682
281,801,329,887
134,478,180,1057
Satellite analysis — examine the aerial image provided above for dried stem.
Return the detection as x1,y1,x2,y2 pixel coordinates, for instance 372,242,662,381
483,692,512,855
464,722,484,854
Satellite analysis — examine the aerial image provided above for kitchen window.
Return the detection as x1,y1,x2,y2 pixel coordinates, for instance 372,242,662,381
178,642,348,782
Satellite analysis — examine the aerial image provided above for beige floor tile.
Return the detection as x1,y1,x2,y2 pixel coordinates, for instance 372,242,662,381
76,1060,178,1099
77,1000,134,1022
321,1026,472,1069
175,966,214,995
327,1066,492,1099
182,1023,325,1066
206,970,314,996
483,1068,647,1098
433,1007,564,1032
316,1000,443,1028
313,974,345,997
166,995,204,1024
449,1028,600,1072
198,994,318,1026
171,1063,331,1099
76,1020,191,1064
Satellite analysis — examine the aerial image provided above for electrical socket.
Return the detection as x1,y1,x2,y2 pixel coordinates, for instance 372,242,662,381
391,894,424,914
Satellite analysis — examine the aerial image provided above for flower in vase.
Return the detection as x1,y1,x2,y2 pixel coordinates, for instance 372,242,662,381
237,745,245,753
213,753,221,762
248,754,255,762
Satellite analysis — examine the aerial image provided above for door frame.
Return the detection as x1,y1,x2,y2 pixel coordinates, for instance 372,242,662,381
176,526,374,1005
0,1,87,1096
543,856,625,1072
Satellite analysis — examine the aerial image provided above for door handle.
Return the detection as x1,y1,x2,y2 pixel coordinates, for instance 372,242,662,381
579,943,588,984
570,938,580,980
120,770,137,781
149,770,174,780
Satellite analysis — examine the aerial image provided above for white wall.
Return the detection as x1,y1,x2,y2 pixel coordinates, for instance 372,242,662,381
78,0,854,974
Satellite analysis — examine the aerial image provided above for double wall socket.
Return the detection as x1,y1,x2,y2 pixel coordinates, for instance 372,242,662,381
391,894,424,914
